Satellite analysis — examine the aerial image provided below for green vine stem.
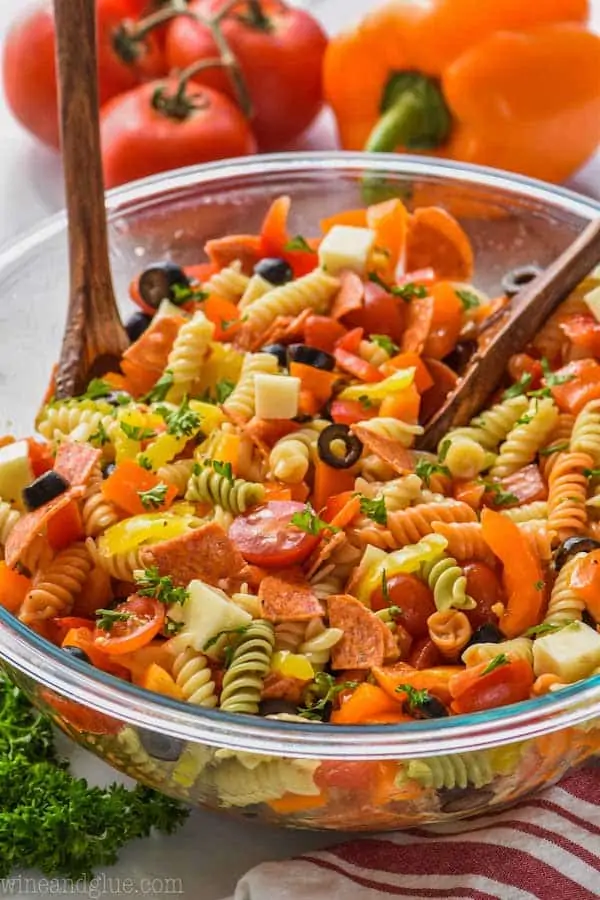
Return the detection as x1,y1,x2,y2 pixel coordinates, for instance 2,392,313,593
152,57,227,119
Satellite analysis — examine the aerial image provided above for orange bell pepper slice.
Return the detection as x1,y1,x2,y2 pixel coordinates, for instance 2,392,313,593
379,383,421,423
267,791,327,814
381,351,434,393
46,501,84,551
549,359,600,414
372,663,462,706
320,209,368,234
202,294,242,341
366,198,409,279
0,561,31,613
138,663,184,700
423,281,464,360
406,209,474,282
117,640,175,680
204,235,261,273
289,361,338,405
102,459,177,517
61,627,130,677
480,508,545,637
330,682,407,724
312,463,356,518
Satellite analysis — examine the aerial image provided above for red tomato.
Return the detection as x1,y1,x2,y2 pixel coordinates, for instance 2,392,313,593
93,596,165,655
229,501,319,568
493,464,547,508
370,573,436,637
344,282,405,344
463,561,504,629
507,353,543,389
407,636,444,669
560,314,600,357
101,79,257,188
304,316,347,354
334,348,383,383
165,0,327,148
330,398,377,426
3,0,164,150
315,760,382,792
449,658,534,714
27,438,54,477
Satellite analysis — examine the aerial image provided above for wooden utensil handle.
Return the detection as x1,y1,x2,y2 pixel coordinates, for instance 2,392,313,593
418,218,600,452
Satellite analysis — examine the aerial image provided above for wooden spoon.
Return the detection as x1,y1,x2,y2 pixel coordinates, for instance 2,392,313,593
417,218,600,452
53,0,129,401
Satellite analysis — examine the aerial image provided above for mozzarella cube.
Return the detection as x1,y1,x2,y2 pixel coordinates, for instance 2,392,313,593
318,225,376,277
584,286,600,323
156,298,189,319
0,440,34,510
533,620,600,683
168,579,252,656
254,374,300,420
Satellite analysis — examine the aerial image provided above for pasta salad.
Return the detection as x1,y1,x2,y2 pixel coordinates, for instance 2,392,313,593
2,193,600,743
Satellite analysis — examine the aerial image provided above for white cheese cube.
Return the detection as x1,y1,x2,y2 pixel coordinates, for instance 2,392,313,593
584,286,600,323
254,374,300,420
532,620,600,683
0,440,34,510
168,579,252,657
318,225,376,277
156,298,189,319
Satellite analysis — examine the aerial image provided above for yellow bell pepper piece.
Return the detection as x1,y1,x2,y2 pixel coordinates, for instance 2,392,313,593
357,533,448,606
271,651,315,681
339,368,415,403
99,510,199,555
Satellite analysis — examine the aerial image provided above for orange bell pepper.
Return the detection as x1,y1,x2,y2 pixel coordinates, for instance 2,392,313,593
0,561,31,613
289,361,338,406
46,501,84,551
324,1,600,183
138,663,184,700
379,383,421,423
330,683,408,724
549,359,600,414
312,462,355,515
260,196,319,277
480,508,545,637
372,663,461,706
366,198,409,280
202,294,242,341
569,549,600,622
102,459,177,517
423,281,464,360
381,351,434,393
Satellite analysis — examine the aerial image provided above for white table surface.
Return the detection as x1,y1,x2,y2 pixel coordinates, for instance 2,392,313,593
0,2,599,898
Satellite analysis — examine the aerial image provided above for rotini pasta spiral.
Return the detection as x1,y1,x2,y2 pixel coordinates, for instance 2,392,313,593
420,554,475,611
298,617,343,670
37,400,116,444
358,339,390,367
570,400,600,464
518,520,555,562
166,311,215,401
502,501,548,523
431,522,495,565
442,395,529,453
490,398,559,478
82,467,120,538
355,474,423,512
0,501,21,555
268,419,329,484
86,537,144,582
544,553,586,625
540,412,575,480
274,620,306,653
19,543,92,624
172,648,217,707
219,619,275,714
442,437,487,480
186,466,264,515
244,269,339,333
237,273,272,310
547,451,592,540
427,609,472,659
309,564,347,601
355,417,423,446
462,636,534,667
346,519,397,551
222,352,278,422
156,459,196,496
204,261,250,302
387,500,477,548
210,756,320,807
405,745,522,791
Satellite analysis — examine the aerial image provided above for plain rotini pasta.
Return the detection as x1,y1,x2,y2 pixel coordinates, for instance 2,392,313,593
462,637,534,667
298,617,343,670
0,500,20,555
219,619,275,714
172,647,217,707
490,397,559,478
570,400,600,464
156,459,196,496
165,310,215,401
540,412,575,480
431,521,495,565
237,273,272,310
186,465,265,515
519,520,556,562
309,564,346,601
355,474,423,512
274,620,306,653
387,500,477,548
222,351,278,422
420,554,475,612
547,451,592,540
82,466,120,537
268,419,330,484
204,261,250,302
230,590,262,618
19,543,92,624
442,395,529,452
405,745,522,791
210,756,320,807
112,726,166,783
87,537,144,582
355,416,423,446
427,609,472,659
442,436,487,480
37,399,116,444
243,268,340,333
544,553,586,625
502,501,548,523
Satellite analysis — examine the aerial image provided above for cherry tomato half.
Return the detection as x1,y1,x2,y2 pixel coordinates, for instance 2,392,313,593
93,596,165,656
370,573,436,637
449,658,534,714
463,561,504,629
344,281,405,344
229,501,319,568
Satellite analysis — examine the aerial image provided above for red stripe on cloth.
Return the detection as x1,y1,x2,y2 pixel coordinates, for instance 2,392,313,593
330,838,597,899
560,764,600,805
302,855,495,900
526,797,600,839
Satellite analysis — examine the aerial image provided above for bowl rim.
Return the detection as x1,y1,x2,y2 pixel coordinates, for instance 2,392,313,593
1,151,599,760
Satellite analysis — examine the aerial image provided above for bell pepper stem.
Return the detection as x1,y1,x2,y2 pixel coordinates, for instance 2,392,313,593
366,92,429,154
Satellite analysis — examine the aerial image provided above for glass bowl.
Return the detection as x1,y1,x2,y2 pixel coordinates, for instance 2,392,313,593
0,153,599,830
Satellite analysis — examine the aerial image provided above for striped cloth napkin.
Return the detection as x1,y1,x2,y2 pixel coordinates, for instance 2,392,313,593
226,762,600,900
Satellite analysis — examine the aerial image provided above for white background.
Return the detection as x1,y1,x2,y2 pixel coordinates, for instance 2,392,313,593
0,2,599,899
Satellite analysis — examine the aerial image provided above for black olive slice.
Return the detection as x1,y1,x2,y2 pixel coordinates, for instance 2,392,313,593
138,727,185,762
443,340,478,375
317,424,363,469
259,699,299,717
63,646,91,664
125,311,152,341
554,536,600,572
22,470,70,512
501,265,543,299
288,344,336,372
260,343,288,368
413,696,449,719
254,257,293,286
465,623,504,649
138,262,190,309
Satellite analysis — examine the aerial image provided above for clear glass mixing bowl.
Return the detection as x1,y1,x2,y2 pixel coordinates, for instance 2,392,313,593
0,153,599,830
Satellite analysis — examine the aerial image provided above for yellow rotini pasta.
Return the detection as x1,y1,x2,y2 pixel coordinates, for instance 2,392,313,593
544,553,587,625
172,647,217,707
156,458,196,497
268,419,329,484
166,310,215,401
204,261,250,303
222,351,278,422
244,268,340,333
442,395,529,453
490,397,559,478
